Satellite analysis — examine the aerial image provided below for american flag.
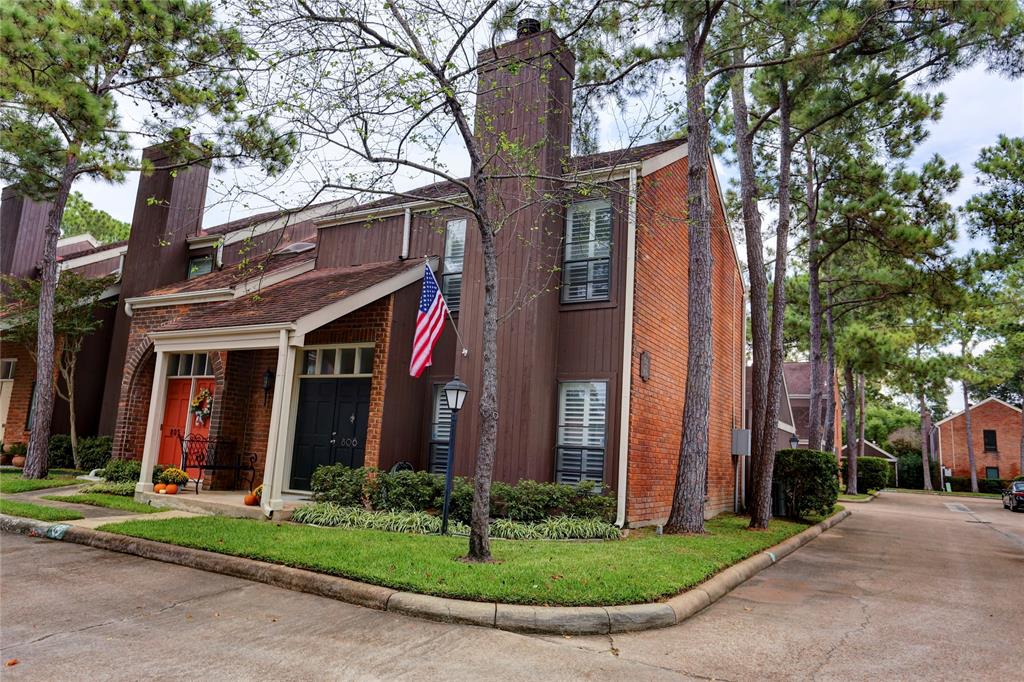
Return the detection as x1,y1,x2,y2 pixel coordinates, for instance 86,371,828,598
410,263,449,377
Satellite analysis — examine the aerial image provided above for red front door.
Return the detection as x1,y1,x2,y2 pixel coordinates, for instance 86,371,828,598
158,379,194,468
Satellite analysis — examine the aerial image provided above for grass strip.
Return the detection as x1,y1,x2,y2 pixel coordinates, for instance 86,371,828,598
99,512,820,606
0,472,80,495
0,498,84,522
42,493,160,514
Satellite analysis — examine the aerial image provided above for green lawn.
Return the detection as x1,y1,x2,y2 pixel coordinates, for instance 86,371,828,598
98,513,821,606
887,488,1002,500
0,472,80,495
0,498,84,522
42,493,159,514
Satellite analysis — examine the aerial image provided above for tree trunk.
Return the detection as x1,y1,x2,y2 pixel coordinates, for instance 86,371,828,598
750,79,794,529
666,17,713,534
58,351,81,470
919,393,933,491
805,145,824,451
822,292,838,456
962,380,979,493
857,373,866,458
844,362,858,495
467,219,499,561
23,156,78,480
730,46,772,525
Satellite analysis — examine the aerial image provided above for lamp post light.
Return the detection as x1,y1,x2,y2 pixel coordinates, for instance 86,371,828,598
789,435,800,450
441,377,469,535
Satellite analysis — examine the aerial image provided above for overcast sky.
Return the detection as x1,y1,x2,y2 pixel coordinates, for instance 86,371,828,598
74,62,1022,414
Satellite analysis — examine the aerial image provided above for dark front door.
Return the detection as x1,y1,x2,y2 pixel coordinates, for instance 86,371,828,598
290,378,371,490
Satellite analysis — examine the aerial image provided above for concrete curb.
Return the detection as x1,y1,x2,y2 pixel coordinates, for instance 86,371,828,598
0,509,851,635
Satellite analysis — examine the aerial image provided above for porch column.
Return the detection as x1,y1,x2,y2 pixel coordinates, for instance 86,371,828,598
261,330,296,516
136,349,168,493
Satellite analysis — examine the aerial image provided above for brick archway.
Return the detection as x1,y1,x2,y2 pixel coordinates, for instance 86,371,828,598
111,341,155,461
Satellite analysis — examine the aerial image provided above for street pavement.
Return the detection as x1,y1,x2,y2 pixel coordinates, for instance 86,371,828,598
1,491,1021,680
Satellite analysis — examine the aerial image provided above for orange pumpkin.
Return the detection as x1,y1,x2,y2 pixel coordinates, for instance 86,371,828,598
243,494,258,506
164,484,179,495
154,483,167,493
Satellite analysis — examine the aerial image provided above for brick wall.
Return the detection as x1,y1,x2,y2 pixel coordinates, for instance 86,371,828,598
1,343,38,446
626,154,745,525
938,399,1022,480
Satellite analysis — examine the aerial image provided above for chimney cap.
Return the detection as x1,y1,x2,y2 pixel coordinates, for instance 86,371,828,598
516,18,541,37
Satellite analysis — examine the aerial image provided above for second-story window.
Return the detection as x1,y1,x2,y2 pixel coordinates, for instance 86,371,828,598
562,199,612,303
983,429,997,452
187,254,213,279
442,219,466,311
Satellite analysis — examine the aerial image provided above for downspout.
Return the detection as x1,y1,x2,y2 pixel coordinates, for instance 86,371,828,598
737,289,748,512
400,208,411,260
615,167,638,528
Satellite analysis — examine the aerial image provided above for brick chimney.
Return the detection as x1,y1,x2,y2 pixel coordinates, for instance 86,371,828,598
97,143,210,433
450,23,576,481
0,186,51,281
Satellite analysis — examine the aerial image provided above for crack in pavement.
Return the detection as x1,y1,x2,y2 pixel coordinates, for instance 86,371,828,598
5,583,253,648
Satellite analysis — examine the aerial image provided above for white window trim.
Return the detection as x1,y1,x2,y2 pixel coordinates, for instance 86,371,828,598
555,380,609,484
562,199,613,304
167,352,214,379
442,218,466,310
0,359,16,381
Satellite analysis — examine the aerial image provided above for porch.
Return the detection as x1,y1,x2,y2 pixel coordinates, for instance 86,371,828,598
117,259,430,518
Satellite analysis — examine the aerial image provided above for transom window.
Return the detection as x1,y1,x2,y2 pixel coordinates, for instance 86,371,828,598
983,429,997,452
442,219,466,311
0,359,15,380
187,254,214,279
562,200,612,303
428,385,453,475
301,345,374,377
555,381,607,484
167,353,212,377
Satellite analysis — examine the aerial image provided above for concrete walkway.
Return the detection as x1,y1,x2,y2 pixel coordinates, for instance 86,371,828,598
4,483,197,526
1,492,1021,680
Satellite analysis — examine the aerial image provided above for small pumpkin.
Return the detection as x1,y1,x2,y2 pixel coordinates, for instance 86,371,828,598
154,483,167,494
164,483,179,495
243,494,258,506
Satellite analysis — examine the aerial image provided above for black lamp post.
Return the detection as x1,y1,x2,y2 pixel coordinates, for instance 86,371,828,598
440,377,469,535
789,435,800,449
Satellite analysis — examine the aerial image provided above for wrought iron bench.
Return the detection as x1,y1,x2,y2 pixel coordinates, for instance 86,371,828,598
178,435,257,494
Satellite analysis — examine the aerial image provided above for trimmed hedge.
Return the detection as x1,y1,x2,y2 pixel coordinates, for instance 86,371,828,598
47,434,113,471
842,456,892,492
309,464,615,524
774,448,839,519
895,455,941,490
947,476,1011,494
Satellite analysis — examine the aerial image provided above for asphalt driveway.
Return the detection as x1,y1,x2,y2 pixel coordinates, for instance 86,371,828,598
1,491,1021,680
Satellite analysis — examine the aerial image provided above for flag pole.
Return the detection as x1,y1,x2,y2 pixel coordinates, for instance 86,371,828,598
427,255,469,357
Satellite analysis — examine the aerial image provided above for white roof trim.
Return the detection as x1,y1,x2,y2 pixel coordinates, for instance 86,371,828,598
317,197,465,228
125,288,234,316
840,440,897,462
291,257,436,338
640,142,688,176
936,396,1022,426
58,244,128,271
708,151,748,295
218,200,351,246
58,233,100,249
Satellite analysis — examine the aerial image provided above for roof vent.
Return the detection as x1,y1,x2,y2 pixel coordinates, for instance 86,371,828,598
517,18,541,37
274,241,315,255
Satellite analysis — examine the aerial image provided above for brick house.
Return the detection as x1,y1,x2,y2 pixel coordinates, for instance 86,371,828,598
936,397,1022,481
2,25,747,528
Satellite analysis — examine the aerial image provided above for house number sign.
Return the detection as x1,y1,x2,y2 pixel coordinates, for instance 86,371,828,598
338,437,358,448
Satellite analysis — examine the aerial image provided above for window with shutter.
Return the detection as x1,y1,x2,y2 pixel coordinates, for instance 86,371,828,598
562,200,612,303
555,381,607,483
442,219,466,310
428,386,453,474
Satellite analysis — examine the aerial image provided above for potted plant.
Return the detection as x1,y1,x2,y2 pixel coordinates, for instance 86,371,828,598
0,443,11,466
159,467,189,494
7,443,27,468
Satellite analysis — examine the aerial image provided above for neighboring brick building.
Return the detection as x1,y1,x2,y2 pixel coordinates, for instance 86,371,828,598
3,24,747,528
936,397,1022,481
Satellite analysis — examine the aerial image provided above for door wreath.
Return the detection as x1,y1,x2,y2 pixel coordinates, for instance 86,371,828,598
190,388,214,425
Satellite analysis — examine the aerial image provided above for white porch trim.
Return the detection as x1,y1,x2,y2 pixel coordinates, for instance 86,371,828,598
261,329,297,516
136,350,169,493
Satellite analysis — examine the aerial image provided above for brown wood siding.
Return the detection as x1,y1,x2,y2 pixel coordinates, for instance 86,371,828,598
1,187,50,281
67,256,121,279
220,220,317,265
51,303,117,438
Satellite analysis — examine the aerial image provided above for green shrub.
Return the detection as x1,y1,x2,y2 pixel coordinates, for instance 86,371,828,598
947,476,1009,494
370,470,443,512
6,442,27,457
774,449,839,519
445,476,476,524
78,436,113,471
79,481,136,496
101,458,141,483
48,435,75,468
159,467,189,485
310,464,373,507
533,516,621,540
895,455,941,490
841,456,892,492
